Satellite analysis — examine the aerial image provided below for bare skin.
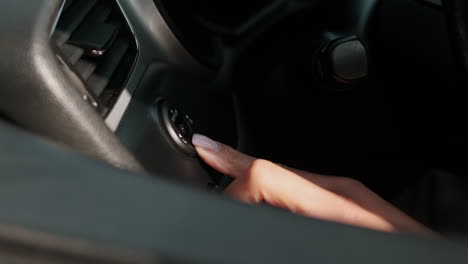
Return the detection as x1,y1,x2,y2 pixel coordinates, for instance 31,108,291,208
192,134,436,236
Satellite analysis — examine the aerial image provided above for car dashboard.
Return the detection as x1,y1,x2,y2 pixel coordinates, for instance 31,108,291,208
1,0,468,263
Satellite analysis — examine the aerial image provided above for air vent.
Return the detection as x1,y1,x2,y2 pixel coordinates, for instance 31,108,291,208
52,0,138,116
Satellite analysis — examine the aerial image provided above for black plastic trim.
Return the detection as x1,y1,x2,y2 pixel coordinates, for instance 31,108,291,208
0,0,143,171
106,0,212,131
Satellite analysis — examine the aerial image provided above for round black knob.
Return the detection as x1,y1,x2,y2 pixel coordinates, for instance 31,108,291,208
158,100,196,157
317,36,369,85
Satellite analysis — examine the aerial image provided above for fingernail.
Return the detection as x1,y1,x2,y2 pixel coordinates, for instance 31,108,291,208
192,134,221,152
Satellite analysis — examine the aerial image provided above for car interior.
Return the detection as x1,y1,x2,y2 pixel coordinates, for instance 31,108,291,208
0,0,468,263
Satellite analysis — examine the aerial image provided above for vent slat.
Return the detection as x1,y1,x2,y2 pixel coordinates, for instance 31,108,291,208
74,60,97,81
61,44,84,65
55,0,97,46
87,37,130,95
69,22,117,53
53,0,138,116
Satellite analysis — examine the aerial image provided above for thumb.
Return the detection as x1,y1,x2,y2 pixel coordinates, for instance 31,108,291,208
192,134,255,179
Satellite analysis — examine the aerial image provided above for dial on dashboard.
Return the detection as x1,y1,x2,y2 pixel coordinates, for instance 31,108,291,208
157,99,197,157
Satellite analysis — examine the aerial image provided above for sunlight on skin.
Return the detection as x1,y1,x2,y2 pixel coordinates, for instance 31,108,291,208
192,134,436,237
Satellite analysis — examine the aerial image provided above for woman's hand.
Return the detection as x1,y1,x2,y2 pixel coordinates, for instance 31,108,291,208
192,134,435,236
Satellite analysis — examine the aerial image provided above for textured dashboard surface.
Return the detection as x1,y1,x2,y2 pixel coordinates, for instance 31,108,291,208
0,0,142,171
